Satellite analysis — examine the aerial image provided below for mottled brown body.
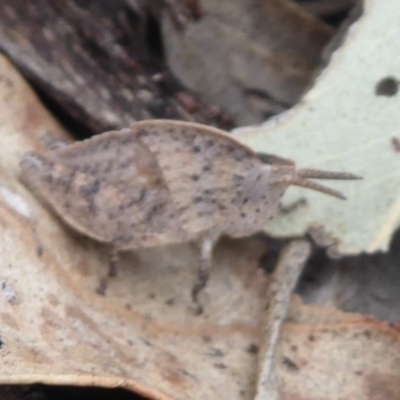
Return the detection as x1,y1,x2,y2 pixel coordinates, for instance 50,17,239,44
20,120,360,311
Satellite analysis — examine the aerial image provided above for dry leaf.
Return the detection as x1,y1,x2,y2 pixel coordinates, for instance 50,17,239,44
161,0,333,124
0,52,271,400
234,0,400,255
278,299,400,400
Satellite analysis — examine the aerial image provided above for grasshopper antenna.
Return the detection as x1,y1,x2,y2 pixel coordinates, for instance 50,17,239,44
290,169,362,200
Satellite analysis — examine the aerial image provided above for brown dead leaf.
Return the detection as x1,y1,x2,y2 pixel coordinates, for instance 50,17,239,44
278,299,400,400
0,53,269,399
3,48,400,400
161,0,334,124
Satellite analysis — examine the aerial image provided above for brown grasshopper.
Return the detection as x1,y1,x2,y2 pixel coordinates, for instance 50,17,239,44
20,120,360,311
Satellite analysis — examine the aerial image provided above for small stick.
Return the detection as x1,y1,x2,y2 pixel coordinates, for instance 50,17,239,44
255,240,311,400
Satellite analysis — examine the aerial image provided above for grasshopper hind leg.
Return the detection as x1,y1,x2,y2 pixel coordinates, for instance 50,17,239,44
96,246,121,295
191,234,219,314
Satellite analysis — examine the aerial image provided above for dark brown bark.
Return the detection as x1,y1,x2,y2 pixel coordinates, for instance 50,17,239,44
0,1,233,133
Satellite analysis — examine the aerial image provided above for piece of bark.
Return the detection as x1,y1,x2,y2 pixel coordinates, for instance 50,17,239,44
0,0,232,133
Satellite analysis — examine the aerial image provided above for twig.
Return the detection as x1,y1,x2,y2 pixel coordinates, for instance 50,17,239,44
255,240,311,400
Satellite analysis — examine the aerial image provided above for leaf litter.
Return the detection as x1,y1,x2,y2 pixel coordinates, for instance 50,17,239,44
2,0,400,397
